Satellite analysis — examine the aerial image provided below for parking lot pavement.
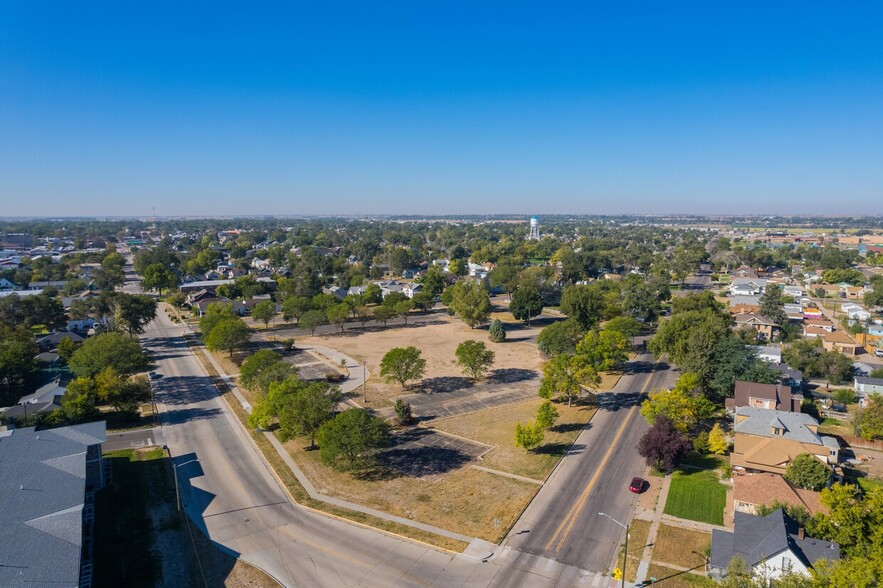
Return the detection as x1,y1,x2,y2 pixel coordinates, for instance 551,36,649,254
404,385,537,421
379,427,492,481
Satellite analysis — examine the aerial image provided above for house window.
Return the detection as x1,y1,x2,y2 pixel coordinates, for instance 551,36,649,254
782,556,792,571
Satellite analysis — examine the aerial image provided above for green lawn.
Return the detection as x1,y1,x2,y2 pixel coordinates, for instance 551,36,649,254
94,447,174,587
664,469,727,526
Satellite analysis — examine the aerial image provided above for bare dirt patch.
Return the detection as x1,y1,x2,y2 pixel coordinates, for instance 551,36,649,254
300,314,545,407
652,524,712,569
432,397,597,480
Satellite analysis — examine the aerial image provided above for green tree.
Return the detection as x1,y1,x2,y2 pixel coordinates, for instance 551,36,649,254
248,375,298,429
759,283,788,328
141,263,178,294
604,316,642,338
0,326,41,405
94,367,150,414
536,400,559,430
538,353,600,406
282,295,312,323
199,302,239,337
393,300,413,324
576,329,631,372
61,376,100,422
560,285,605,330
649,307,731,391
488,318,506,343
510,285,544,324
325,303,350,333
784,453,831,491
372,305,397,327
239,350,297,393
418,266,446,297
69,332,151,377
448,281,492,328
853,393,883,440
111,293,157,334
394,399,414,425
56,335,79,363
251,300,277,328
710,336,780,402
455,340,496,380
410,291,436,312
318,408,390,472
640,373,715,433
708,422,729,455
204,317,251,358
810,483,883,558
379,346,426,389
278,380,341,448
299,309,326,335
514,421,545,452
536,319,585,357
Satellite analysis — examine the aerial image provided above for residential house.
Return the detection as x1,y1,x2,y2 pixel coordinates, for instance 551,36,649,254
0,378,67,420
0,277,19,292
179,277,275,294
734,312,780,341
67,317,99,335
36,331,84,353
802,307,823,320
710,509,839,580
844,285,867,300
731,407,839,475
753,346,782,364
822,331,859,356
726,381,803,413
192,297,246,317
770,363,804,390
347,286,367,297
803,326,831,339
374,280,404,298
733,473,826,516
322,286,347,300
27,280,69,291
730,295,762,308
403,283,424,299
803,318,834,333
783,285,804,299
854,377,883,408
729,278,768,297
0,421,109,586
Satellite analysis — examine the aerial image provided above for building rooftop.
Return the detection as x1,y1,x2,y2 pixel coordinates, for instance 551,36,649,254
0,422,106,587
734,407,822,444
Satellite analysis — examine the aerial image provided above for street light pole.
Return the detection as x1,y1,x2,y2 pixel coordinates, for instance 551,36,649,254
363,362,368,403
599,512,629,588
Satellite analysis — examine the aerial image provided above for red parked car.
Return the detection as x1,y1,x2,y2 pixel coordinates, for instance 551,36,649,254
629,476,645,494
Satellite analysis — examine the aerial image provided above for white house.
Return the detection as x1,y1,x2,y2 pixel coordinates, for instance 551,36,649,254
710,510,839,581
403,283,424,299
855,377,883,407
753,345,782,364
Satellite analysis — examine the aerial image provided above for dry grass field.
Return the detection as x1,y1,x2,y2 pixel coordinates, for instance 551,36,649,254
300,314,545,407
652,524,711,569
432,397,597,480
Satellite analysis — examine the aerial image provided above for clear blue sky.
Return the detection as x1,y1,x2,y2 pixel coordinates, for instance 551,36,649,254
2,2,882,217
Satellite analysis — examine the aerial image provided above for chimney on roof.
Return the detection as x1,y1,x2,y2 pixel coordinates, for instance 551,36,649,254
798,527,805,540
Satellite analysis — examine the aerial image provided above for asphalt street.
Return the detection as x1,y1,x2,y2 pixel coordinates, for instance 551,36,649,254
492,353,678,580
143,310,504,587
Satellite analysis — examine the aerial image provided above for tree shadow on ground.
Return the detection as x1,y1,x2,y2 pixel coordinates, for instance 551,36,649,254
549,421,586,434
625,360,669,374
375,446,473,479
419,376,474,394
535,442,585,457
595,391,646,411
488,368,538,384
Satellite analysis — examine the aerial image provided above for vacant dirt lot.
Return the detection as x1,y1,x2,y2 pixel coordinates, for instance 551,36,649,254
300,313,546,407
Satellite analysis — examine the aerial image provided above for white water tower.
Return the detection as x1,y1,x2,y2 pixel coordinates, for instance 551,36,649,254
528,216,540,241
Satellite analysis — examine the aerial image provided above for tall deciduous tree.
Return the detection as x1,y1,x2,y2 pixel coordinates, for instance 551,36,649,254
514,421,544,452
141,263,178,294
299,310,326,335
455,340,496,380
251,300,277,328
0,326,41,405
536,319,585,357
282,295,312,323
576,329,631,372
69,331,151,377
538,353,600,406
759,283,788,327
784,453,831,491
318,408,390,472
510,285,544,325
278,380,341,448
205,317,251,358
448,281,491,329
640,373,716,433
560,285,605,330
379,346,426,389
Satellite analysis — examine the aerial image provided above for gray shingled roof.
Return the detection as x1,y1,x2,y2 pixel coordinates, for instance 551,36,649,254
734,407,822,444
0,422,106,587
855,377,883,387
711,509,839,572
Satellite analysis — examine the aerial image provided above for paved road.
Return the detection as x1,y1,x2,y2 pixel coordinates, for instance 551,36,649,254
143,310,506,587
492,353,677,579
103,427,164,452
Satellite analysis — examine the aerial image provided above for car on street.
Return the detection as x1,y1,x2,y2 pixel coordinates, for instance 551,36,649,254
629,476,645,494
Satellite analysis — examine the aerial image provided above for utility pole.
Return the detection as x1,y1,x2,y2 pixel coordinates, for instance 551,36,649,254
363,362,368,403
599,512,629,588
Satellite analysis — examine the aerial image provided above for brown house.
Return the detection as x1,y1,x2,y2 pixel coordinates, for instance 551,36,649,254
726,381,802,413
734,312,780,341
733,473,826,516
822,331,859,356
731,407,839,476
